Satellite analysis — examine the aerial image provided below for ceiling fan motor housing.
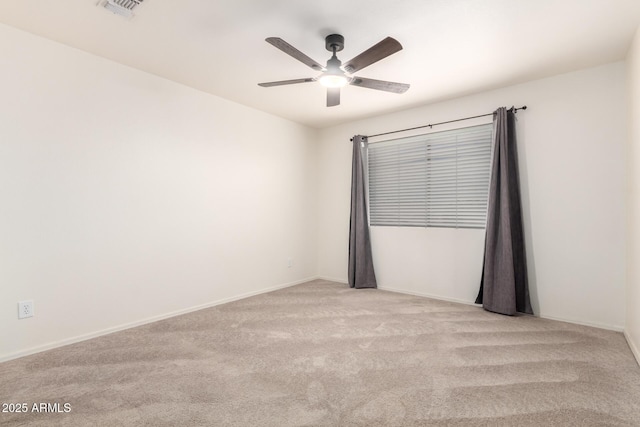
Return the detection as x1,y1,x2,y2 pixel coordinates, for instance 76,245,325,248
326,56,343,73
325,34,345,52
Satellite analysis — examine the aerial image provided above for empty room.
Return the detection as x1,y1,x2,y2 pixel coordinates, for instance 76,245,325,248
2,0,640,425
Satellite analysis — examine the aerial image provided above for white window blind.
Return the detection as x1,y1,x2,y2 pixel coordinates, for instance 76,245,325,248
367,123,493,229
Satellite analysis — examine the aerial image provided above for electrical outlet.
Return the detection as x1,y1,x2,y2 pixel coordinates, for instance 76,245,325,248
287,258,293,268
18,300,34,319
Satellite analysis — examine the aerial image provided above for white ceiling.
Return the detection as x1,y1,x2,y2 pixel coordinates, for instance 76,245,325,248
1,0,639,128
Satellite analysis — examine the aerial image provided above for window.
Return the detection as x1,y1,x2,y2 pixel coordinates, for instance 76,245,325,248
367,123,493,229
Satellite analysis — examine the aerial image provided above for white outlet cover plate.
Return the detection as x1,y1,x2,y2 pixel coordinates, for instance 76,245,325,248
18,300,34,319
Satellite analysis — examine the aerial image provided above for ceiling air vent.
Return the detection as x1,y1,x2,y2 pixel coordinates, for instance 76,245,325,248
100,0,145,19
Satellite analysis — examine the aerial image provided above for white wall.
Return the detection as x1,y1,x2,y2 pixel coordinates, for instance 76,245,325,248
0,24,318,361
0,21,632,363
318,63,627,330
627,27,640,363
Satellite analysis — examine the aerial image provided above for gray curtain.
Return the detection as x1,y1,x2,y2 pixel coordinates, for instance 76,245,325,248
475,108,533,315
348,135,377,289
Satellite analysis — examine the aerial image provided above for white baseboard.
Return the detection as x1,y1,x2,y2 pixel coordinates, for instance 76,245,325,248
624,331,640,367
0,276,318,364
317,276,348,285
8,276,628,365
377,285,624,332
377,285,479,307
535,312,624,332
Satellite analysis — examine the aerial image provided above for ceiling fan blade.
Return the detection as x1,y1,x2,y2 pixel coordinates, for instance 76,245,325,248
258,78,316,87
342,37,403,74
266,37,326,71
327,87,340,107
350,77,410,93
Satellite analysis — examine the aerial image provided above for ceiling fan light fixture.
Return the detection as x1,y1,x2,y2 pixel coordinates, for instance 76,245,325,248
259,34,408,106
319,73,349,88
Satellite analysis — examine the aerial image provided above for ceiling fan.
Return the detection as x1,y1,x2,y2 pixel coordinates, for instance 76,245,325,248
258,34,410,107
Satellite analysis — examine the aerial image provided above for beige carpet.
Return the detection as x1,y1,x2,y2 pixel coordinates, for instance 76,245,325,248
1,280,639,426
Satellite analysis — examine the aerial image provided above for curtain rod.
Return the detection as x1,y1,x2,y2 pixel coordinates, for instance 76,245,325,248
350,105,527,141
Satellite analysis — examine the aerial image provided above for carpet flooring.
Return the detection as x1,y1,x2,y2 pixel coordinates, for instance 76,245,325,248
1,279,640,426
